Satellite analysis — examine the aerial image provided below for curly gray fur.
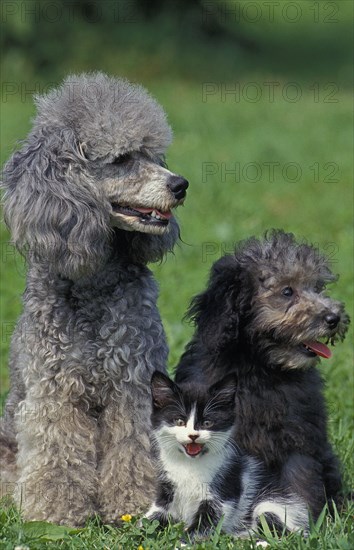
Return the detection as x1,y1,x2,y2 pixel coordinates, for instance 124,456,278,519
0,72,188,525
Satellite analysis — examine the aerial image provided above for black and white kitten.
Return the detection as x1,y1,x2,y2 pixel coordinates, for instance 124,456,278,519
146,371,309,537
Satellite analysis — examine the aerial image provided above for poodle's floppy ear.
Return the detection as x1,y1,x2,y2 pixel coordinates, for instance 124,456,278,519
186,254,251,352
2,127,111,279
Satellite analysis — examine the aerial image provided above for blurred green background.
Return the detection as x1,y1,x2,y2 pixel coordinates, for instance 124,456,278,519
1,0,353,478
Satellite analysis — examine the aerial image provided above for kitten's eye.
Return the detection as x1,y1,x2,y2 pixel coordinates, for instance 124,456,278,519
281,286,293,297
202,420,214,429
112,153,132,165
174,418,185,427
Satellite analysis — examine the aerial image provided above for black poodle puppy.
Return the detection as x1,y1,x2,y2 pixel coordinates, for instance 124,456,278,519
175,230,349,519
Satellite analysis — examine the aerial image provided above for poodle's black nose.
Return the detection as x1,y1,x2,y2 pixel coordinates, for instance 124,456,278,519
324,312,340,328
167,176,189,200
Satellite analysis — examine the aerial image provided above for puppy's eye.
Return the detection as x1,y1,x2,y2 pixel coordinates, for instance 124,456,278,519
282,287,293,297
112,153,131,165
174,418,185,427
315,282,325,293
202,420,214,429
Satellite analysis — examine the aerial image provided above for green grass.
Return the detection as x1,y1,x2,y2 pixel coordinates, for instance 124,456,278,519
0,80,353,548
1,502,354,549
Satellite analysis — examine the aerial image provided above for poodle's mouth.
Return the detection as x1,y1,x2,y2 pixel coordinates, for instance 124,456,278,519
300,340,332,359
111,204,172,226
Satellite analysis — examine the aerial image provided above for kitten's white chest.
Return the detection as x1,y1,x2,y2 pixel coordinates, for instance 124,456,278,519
161,447,224,524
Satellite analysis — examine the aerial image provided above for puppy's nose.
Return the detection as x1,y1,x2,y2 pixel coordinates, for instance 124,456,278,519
188,434,198,442
167,176,189,200
324,312,340,328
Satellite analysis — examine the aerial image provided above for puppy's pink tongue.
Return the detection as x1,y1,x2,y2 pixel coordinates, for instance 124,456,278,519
303,341,332,359
184,443,203,456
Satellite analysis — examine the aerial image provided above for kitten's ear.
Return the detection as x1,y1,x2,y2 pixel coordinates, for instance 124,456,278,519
151,371,178,408
209,374,237,405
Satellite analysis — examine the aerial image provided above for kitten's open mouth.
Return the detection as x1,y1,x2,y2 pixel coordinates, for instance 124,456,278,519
300,340,332,359
111,204,172,226
183,442,204,457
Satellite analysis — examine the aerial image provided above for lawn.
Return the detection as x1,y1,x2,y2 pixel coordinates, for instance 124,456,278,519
0,79,353,548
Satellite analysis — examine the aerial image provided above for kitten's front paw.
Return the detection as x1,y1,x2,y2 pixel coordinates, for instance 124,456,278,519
143,512,168,529
184,526,213,542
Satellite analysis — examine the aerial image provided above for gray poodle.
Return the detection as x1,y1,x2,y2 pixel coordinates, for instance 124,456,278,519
0,72,188,525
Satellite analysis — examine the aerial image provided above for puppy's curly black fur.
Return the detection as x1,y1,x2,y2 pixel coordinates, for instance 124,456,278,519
175,230,349,519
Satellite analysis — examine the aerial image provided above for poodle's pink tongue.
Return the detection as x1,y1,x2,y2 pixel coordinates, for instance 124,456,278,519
303,341,332,359
134,208,172,220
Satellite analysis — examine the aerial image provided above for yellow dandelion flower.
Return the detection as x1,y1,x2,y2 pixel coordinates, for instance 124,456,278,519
137,546,144,550
121,513,132,522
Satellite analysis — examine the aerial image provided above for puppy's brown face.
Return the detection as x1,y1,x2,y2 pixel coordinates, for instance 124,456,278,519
93,151,188,235
251,268,349,369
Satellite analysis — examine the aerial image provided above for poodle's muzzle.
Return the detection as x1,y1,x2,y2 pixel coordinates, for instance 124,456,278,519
104,154,189,235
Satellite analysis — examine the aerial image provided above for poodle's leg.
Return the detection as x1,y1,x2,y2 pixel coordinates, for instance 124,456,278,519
0,419,18,495
281,453,325,519
14,390,98,526
98,394,156,523
1,327,26,494
321,444,342,505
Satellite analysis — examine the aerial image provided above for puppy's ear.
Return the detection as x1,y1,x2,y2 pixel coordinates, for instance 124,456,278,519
2,127,111,279
209,373,237,405
186,255,250,351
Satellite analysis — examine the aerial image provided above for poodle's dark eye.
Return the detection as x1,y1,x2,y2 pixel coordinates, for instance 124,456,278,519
112,153,131,165
282,287,293,297
158,156,167,168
